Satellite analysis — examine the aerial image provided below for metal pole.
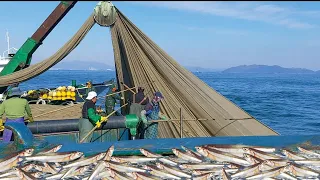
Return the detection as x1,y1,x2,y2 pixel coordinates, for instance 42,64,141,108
180,108,183,138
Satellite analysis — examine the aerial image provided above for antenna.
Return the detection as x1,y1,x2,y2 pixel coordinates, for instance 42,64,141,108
6,29,9,55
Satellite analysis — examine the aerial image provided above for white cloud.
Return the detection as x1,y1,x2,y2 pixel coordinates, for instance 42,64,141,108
130,2,318,29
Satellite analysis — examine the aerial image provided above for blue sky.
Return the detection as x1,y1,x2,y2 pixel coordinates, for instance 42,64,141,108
0,1,320,70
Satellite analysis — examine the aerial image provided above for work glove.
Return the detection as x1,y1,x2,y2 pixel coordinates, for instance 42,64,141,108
28,116,34,123
140,110,150,127
100,116,108,123
96,121,102,128
0,119,4,132
159,113,167,120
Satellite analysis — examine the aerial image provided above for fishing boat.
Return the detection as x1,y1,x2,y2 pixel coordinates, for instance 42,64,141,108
1,2,318,165
0,31,17,73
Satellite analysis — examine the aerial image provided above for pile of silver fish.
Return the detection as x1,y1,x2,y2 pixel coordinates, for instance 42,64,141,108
0,144,319,179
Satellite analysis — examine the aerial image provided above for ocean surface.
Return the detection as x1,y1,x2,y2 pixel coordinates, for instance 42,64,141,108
20,70,320,136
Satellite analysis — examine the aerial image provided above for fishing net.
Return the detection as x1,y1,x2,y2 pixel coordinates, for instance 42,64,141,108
0,5,278,138
110,9,278,138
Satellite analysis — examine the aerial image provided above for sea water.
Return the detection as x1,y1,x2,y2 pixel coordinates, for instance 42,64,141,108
19,70,320,136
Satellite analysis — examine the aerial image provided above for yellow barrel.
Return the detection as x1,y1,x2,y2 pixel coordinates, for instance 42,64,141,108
52,91,57,97
57,96,62,100
72,97,76,101
61,91,66,97
42,94,48,99
62,97,66,101
48,96,52,100
53,97,58,101
71,92,76,97
67,91,71,96
48,91,53,96
56,91,61,97
66,96,71,99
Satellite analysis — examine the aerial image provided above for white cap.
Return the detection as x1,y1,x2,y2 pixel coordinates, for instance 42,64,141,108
86,91,97,100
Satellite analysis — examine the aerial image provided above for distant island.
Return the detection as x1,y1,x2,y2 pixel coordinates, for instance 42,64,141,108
222,65,316,74
49,61,319,74
50,61,115,71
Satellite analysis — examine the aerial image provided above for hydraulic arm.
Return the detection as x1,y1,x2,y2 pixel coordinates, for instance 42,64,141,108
0,1,77,93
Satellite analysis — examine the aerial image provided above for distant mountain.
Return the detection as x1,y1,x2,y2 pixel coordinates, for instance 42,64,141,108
51,61,115,71
185,66,223,72
223,65,315,74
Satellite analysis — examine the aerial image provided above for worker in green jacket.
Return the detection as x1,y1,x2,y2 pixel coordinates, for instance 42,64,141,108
79,91,107,143
0,87,34,142
105,83,124,116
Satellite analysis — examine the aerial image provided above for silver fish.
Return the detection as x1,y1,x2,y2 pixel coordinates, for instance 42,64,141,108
286,163,320,177
282,149,306,160
22,151,83,163
192,168,238,176
204,144,276,155
61,165,90,179
0,176,20,180
20,164,36,172
88,161,107,180
294,159,320,165
45,170,69,180
156,162,192,178
37,145,62,155
264,159,290,167
243,153,263,165
63,152,106,168
181,146,203,159
34,162,58,174
128,172,161,180
231,163,262,178
106,168,132,180
0,148,34,173
104,161,147,173
246,166,285,180
110,156,157,164
0,168,19,178
15,169,34,180
297,147,320,157
192,172,214,180
196,146,251,165
31,172,43,178
143,165,181,179
243,147,281,160
179,163,226,170
221,168,231,180
172,148,202,163
139,148,178,166
104,145,115,161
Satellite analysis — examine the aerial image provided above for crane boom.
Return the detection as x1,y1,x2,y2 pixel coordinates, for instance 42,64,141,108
0,1,77,93
0,1,77,76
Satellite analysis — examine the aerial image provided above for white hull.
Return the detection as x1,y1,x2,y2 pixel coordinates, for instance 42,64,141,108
0,57,10,72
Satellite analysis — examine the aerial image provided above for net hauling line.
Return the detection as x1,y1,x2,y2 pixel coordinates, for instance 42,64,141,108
96,80,156,100
79,103,128,143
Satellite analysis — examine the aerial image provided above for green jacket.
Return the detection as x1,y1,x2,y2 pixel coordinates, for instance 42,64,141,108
0,97,32,119
82,100,101,124
105,91,121,109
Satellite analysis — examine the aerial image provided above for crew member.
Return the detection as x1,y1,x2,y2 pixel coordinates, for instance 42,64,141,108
79,91,107,143
85,81,96,98
105,83,124,116
0,87,34,142
129,87,149,139
141,91,167,139
129,87,149,117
